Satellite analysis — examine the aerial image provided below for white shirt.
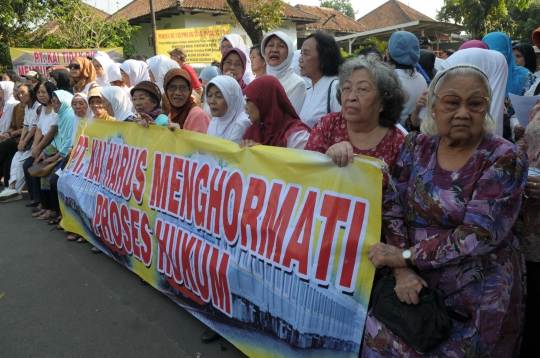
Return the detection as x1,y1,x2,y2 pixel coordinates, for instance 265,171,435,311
0,98,20,134
36,108,58,135
434,57,444,71
299,76,341,129
395,69,427,125
23,101,40,128
286,130,310,149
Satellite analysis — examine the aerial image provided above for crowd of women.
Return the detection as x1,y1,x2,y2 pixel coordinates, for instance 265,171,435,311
1,27,540,357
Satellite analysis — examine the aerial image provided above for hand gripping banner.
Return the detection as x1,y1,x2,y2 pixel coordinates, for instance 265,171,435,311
58,120,383,357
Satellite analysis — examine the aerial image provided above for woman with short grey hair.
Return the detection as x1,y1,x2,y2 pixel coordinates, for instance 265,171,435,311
305,54,406,190
364,64,527,357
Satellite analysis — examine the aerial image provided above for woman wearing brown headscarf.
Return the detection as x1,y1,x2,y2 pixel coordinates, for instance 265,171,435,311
68,57,99,94
163,68,209,133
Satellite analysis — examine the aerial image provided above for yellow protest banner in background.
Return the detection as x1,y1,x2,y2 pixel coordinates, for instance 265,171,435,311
155,25,231,64
59,120,382,357
9,47,123,76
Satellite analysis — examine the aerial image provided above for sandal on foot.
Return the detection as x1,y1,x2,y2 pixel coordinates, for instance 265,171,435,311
91,246,102,254
77,237,87,243
67,234,79,242
38,211,59,221
48,216,62,225
32,209,47,217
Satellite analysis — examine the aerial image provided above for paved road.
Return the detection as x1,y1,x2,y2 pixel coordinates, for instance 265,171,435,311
0,193,247,358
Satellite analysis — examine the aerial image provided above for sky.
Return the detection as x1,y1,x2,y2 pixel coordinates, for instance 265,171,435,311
87,0,446,21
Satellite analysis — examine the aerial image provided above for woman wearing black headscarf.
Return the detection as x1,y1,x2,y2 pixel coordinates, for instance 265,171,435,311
49,69,73,94
419,49,436,80
513,43,537,74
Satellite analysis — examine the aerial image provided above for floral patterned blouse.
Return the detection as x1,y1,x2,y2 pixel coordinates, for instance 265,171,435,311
516,101,540,262
362,133,528,357
305,112,406,189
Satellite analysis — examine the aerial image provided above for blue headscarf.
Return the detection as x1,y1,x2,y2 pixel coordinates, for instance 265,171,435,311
51,90,74,157
483,32,531,96
199,66,221,82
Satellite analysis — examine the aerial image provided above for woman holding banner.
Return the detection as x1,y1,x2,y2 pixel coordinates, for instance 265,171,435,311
163,68,209,133
304,55,406,190
363,64,526,357
240,76,310,149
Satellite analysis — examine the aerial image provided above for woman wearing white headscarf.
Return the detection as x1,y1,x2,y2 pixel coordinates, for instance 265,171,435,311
70,93,93,144
146,54,180,93
119,60,150,88
439,48,508,137
100,86,135,122
219,34,255,85
107,63,131,96
260,31,306,114
206,75,251,143
92,55,114,88
0,81,19,134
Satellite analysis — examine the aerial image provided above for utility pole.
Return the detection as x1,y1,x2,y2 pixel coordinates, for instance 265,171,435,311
149,0,157,55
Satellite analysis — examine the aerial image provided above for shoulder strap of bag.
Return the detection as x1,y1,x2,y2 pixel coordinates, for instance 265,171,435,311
327,79,338,114
534,82,540,96
446,305,472,322
36,104,43,116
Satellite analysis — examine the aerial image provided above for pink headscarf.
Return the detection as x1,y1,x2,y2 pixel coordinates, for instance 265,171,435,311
458,40,489,51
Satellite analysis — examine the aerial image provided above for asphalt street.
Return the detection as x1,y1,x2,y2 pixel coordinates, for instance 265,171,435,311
0,193,247,358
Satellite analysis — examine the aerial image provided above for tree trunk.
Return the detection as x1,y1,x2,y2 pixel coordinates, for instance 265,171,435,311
226,0,265,43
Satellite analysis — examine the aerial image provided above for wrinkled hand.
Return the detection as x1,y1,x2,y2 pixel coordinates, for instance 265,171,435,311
2,132,10,140
136,113,155,127
368,242,407,269
326,142,354,167
17,140,26,152
31,147,41,159
239,139,260,148
514,124,525,140
394,267,428,305
34,153,45,165
526,175,540,200
168,119,181,131
414,90,428,112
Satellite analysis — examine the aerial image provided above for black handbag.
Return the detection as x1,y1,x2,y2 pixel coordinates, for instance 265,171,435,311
371,276,471,354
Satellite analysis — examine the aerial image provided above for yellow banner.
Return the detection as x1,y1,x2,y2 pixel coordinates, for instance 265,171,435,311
9,47,123,77
155,25,231,63
58,120,382,357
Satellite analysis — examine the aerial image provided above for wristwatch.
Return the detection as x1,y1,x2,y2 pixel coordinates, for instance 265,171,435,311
402,249,413,267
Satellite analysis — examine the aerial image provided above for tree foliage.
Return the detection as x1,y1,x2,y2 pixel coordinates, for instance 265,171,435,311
508,0,540,43
320,0,356,19
437,0,530,39
0,0,63,72
36,0,139,57
225,0,285,43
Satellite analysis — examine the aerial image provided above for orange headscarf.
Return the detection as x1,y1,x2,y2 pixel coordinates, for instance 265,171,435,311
163,68,197,128
70,57,97,93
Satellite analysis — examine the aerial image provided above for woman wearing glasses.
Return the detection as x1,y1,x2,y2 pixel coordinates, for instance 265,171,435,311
219,48,247,89
305,55,406,190
163,68,209,133
363,64,527,357
68,57,99,94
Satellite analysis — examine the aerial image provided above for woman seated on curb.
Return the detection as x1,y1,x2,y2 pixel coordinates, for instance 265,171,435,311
23,82,59,211
32,90,74,221
163,69,210,133
0,83,39,203
240,76,310,149
131,81,168,127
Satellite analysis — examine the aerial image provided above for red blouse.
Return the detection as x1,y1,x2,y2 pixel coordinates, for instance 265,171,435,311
305,112,406,188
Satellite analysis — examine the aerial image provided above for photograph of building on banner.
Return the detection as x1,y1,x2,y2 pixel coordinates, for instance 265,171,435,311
58,120,382,357
9,47,124,77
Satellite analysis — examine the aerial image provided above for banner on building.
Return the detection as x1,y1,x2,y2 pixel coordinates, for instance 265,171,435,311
9,47,124,76
58,120,382,357
155,25,231,64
